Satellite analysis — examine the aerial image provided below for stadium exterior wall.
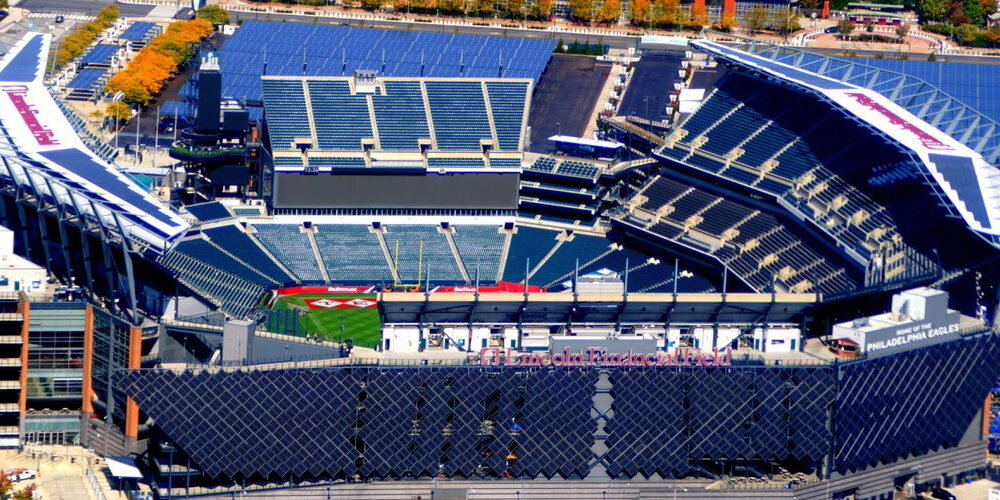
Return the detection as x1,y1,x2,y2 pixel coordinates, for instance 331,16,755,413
115,330,1000,489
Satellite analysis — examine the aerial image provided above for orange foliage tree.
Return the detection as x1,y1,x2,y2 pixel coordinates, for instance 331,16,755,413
690,2,709,26
105,18,214,106
56,3,119,66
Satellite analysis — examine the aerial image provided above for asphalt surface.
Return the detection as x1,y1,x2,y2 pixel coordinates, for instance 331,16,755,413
528,54,611,153
19,0,155,17
619,53,682,121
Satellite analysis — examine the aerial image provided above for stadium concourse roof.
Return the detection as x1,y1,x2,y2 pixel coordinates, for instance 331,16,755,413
0,33,188,251
692,38,1000,245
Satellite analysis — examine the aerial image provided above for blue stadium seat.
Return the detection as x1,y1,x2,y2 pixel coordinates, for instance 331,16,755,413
425,81,493,150
383,225,463,283
186,202,231,222
307,80,372,150
427,157,485,169
451,226,505,282
261,79,311,149
502,226,560,282
373,81,430,150
313,226,393,283
529,234,609,287
485,81,528,151
253,224,324,282
203,225,295,284
172,238,273,285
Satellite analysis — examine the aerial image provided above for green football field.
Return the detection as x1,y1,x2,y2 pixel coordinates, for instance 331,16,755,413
266,293,382,348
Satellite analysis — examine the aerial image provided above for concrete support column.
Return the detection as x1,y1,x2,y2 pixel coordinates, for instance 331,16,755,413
17,298,29,417
82,304,94,415
125,326,141,439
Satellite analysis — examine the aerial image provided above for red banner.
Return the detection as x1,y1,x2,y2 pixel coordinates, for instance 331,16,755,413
304,298,378,309
275,285,376,295
432,282,547,293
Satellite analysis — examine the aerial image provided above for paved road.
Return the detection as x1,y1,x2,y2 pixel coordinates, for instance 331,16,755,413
229,9,641,49
229,9,1000,64
19,0,154,17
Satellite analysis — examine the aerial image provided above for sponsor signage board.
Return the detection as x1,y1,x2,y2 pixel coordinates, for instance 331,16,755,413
860,315,961,358
480,346,732,367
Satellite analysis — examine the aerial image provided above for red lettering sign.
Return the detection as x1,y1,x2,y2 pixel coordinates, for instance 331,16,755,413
479,346,732,367
846,92,951,151
275,285,376,295
1,85,59,146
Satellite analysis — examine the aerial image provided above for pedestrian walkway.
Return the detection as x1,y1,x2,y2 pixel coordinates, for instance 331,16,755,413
26,12,96,21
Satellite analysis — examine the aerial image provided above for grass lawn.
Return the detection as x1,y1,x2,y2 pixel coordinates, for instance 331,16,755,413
267,293,382,348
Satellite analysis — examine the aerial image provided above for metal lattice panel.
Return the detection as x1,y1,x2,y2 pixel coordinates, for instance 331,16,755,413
116,366,600,481
515,369,597,479
604,366,835,479
833,333,1000,473
116,335,1000,484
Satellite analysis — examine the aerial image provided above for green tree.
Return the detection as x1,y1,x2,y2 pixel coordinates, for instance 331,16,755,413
197,5,230,24
919,0,947,20
963,0,985,26
927,50,937,60
745,4,769,33
775,8,800,36
954,22,979,41
985,21,1000,46
894,22,909,40
554,38,565,52
569,0,596,22
837,18,855,38
864,19,875,31
652,0,681,24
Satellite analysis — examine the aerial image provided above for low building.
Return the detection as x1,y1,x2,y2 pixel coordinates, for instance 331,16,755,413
832,287,964,358
0,226,46,294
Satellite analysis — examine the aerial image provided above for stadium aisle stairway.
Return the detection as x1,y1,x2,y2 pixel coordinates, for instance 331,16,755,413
502,226,562,283
202,225,295,285
451,226,507,283
384,225,464,283
253,224,326,283
313,226,395,284
529,234,610,287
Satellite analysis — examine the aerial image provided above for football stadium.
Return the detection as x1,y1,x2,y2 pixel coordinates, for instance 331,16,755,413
0,11,998,500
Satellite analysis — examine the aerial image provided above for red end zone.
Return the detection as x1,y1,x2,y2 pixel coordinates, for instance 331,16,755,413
304,298,378,309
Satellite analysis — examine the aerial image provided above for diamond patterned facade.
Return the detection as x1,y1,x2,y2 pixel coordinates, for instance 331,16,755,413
115,332,1000,483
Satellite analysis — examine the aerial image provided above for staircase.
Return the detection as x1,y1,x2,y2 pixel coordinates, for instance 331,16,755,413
306,229,331,283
